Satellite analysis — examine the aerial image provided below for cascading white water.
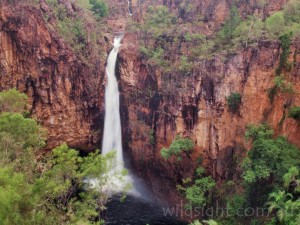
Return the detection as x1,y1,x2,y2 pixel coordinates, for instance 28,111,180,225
127,0,132,16
102,36,124,170
102,36,141,195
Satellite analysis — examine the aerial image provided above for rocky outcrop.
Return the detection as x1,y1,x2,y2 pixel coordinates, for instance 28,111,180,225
119,34,300,201
118,0,300,202
0,0,299,206
0,0,108,150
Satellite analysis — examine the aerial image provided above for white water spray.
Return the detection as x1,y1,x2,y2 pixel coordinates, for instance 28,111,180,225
127,0,132,16
102,36,123,169
101,36,141,195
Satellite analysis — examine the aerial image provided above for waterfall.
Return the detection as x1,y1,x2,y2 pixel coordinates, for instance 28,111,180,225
102,36,124,170
127,0,132,16
101,6,146,196
101,35,140,195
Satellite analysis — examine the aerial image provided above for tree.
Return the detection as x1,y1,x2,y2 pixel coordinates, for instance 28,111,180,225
288,106,300,120
226,92,242,113
0,88,28,114
178,167,215,208
218,6,241,43
242,124,300,206
33,144,127,224
283,0,300,24
161,136,194,161
89,0,108,18
0,113,45,150
267,168,300,225
266,12,285,38
276,33,292,75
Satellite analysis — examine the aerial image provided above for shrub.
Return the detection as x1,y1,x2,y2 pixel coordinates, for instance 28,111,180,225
276,33,292,76
89,0,109,18
0,89,28,114
226,92,242,113
161,136,194,161
283,0,300,23
218,6,241,44
149,129,155,145
178,167,215,208
242,124,300,205
266,12,285,38
288,106,300,120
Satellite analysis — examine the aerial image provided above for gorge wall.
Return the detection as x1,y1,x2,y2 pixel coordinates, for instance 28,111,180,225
0,0,299,204
119,0,300,201
0,0,109,151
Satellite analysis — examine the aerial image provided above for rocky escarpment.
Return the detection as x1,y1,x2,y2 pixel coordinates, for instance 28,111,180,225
0,0,109,151
0,0,299,207
118,0,300,203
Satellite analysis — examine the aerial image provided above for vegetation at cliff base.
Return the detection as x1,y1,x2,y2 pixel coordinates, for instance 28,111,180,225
0,89,28,114
178,167,215,209
0,89,126,225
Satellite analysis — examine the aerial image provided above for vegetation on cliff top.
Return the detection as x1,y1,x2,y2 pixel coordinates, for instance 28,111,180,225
43,0,108,63
130,0,300,78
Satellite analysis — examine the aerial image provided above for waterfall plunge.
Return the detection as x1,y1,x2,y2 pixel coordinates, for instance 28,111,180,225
102,36,123,168
101,36,141,195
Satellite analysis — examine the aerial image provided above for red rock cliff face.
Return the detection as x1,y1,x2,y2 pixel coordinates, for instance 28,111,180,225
0,0,109,151
0,0,299,205
117,0,300,202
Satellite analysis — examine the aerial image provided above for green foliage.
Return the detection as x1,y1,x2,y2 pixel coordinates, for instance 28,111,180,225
0,89,28,114
179,167,215,208
268,75,294,102
288,106,300,120
178,56,193,74
266,167,300,224
89,0,109,18
43,0,107,62
149,129,155,145
76,0,92,10
0,89,125,224
140,47,170,70
0,143,123,224
0,113,45,150
189,220,219,225
283,166,300,193
161,136,194,161
276,33,292,76
226,194,247,219
144,5,175,37
267,191,300,224
266,12,286,38
274,75,294,93
33,144,124,224
283,0,300,24
243,124,300,184
226,92,242,113
232,16,264,47
0,167,39,225
242,124,300,207
218,6,241,44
